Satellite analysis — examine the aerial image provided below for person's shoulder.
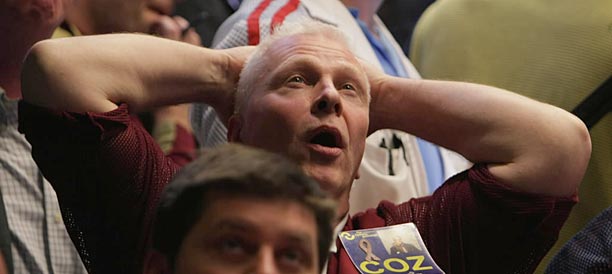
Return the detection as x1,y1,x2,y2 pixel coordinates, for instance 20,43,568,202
576,206,612,237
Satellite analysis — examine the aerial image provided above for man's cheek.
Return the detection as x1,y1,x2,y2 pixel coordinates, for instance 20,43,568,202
353,114,370,138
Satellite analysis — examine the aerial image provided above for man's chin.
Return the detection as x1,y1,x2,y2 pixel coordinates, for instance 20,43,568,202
301,165,347,197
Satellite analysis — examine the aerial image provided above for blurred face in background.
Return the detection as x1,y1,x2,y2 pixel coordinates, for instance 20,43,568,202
0,0,66,42
78,0,177,34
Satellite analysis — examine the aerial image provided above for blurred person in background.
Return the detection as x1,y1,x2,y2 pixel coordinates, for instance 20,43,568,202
55,0,201,165
545,206,612,274
0,0,87,273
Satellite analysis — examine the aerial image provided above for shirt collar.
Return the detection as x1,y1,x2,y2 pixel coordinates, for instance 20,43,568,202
321,214,349,274
329,213,349,253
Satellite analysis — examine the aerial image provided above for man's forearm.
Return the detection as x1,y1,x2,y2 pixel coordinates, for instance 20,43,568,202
21,34,239,114
370,77,591,196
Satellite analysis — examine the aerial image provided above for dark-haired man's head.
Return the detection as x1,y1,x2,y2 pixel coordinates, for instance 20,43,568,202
146,143,336,274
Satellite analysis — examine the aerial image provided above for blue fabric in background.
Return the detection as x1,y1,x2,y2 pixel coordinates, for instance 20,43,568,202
545,206,612,274
349,8,445,193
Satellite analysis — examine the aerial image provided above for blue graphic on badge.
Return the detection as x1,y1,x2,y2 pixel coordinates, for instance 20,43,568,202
339,223,444,274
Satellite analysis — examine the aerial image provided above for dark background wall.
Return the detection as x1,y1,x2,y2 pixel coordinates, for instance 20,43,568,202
175,0,234,47
378,0,436,55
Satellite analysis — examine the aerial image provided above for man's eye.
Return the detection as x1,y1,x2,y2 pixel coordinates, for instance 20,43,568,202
342,83,355,90
219,238,246,255
277,248,309,268
288,76,306,83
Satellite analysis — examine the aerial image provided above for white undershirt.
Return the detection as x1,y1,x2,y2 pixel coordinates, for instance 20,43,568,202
321,214,349,274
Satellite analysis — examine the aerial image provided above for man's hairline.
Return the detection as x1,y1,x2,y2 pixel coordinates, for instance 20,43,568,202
188,191,321,248
200,196,319,243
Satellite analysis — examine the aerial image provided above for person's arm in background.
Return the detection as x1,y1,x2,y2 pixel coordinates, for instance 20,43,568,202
22,34,251,119
364,64,591,197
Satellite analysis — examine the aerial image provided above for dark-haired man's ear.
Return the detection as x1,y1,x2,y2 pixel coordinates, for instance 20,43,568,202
227,114,243,142
142,250,170,274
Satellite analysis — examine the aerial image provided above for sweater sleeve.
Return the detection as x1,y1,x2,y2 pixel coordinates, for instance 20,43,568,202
18,100,179,274
376,164,577,274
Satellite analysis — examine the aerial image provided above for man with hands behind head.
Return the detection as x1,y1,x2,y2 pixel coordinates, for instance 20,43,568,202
20,20,590,274
196,0,472,215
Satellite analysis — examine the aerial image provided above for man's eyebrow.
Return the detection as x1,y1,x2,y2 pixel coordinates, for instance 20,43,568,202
211,219,256,232
281,231,314,246
275,56,365,82
211,219,313,248
213,219,313,243
274,56,319,72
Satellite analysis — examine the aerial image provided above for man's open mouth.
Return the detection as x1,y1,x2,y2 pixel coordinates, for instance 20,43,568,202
308,127,344,149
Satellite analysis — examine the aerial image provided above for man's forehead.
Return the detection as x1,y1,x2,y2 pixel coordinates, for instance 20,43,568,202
264,34,361,73
205,196,318,233
268,32,354,59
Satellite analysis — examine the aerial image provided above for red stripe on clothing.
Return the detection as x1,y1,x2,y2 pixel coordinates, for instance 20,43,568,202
270,0,300,33
247,0,272,45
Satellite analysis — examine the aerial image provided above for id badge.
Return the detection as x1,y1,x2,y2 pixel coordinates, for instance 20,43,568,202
339,223,444,274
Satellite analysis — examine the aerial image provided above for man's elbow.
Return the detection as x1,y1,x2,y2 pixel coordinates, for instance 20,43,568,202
21,39,62,107
566,113,592,191
551,112,592,196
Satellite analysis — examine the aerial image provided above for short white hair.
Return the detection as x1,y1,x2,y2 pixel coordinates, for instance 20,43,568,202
235,19,368,114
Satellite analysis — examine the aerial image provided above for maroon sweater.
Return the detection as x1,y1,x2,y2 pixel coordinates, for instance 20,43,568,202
328,166,577,274
19,102,576,274
18,102,195,274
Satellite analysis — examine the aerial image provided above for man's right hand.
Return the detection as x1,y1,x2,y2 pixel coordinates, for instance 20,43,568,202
212,46,255,124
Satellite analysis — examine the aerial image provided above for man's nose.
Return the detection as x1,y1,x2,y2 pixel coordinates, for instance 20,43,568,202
250,247,279,274
311,82,343,116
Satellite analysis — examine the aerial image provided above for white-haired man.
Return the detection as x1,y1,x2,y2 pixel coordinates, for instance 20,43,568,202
193,0,472,215
20,21,590,274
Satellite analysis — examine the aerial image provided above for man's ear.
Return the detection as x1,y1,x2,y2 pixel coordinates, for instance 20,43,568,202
227,114,243,142
142,250,171,274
